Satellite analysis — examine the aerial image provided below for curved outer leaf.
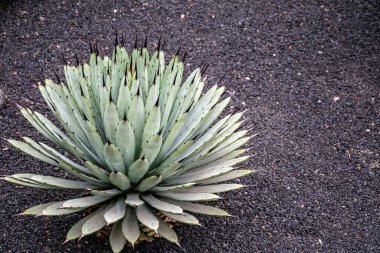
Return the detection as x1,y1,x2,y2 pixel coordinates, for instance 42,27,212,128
28,175,98,190
8,139,58,166
91,189,122,197
82,204,109,236
191,97,231,138
173,184,244,193
155,192,220,201
62,195,111,208
66,205,108,241
165,167,234,185
161,198,230,216
136,204,159,230
155,214,179,244
42,202,85,216
151,183,194,192
3,174,59,189
160,211,199,225
141,193,183,214
110,221,126,253
196,169,254,185
22,202,58,216
122,206,140,245
104,197,127,224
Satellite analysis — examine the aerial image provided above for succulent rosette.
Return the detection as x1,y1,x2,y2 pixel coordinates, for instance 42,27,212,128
4,38,252,253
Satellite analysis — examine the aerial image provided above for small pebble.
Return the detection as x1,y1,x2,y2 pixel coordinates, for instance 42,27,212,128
333,96,340,102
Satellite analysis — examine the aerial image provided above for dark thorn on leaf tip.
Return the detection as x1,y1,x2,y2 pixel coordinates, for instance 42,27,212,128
134,34,138,49
114,29,118,47
143,36,148,48
162,40,166,51
158,128,163,135
123,113,127,121
83,113,88,121
156,36,161,52
230,108,239,115
89,40,93,54
121,33,125,46
95,42,99,55
54,72,61,84
75,53,80,66
201,64,209,75
182,51,188,62
154,99,159,107
175,43,182,56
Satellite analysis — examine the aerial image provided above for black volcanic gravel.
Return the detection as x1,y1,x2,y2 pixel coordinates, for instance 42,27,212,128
0,1,379,252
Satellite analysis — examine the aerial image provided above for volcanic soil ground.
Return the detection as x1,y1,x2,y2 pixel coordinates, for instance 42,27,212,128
0,0,379,252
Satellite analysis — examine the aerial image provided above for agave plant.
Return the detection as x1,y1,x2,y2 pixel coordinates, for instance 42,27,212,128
4,38,252,252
